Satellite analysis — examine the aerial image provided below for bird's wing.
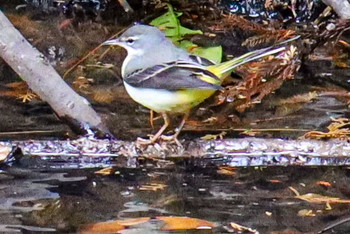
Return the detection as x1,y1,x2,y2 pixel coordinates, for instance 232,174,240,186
124,61,222,91
189,55,215,66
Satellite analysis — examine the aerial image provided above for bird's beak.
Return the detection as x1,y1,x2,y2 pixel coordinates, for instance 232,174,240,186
103,38,122,46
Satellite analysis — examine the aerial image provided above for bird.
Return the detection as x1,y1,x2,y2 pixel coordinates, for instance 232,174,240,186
103,24,286,144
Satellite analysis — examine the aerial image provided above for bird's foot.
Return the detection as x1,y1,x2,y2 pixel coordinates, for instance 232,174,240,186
136,134,182,146
136,136,156,145
160,134,182,146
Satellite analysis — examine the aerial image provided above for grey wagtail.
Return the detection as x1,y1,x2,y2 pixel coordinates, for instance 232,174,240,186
103,24,286,144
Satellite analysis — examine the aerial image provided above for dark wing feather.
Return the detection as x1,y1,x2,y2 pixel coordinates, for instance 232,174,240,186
189,55,215,66
125,62,221,91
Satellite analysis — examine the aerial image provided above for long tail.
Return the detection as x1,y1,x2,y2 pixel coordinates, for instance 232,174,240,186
208,36,300,81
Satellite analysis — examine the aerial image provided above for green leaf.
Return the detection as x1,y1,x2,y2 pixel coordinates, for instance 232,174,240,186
193,45,223,64
150,4,222,63
177,40,222,63
150,4,202,39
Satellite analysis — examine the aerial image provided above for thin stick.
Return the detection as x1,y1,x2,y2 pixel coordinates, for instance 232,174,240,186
318,216,350,233
63,28,127,78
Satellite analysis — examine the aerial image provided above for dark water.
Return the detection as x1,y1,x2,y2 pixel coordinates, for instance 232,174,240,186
1,163,350,233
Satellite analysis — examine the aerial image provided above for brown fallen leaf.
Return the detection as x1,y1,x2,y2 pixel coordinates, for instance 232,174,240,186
301,118,350,140
80,220,126,233
289,187,350,204
0,82,39,102
79,217,151,233
0,143,12,162
139,183,167,191
201,131,227,140
81,216,215,233
115,217,152,226
230,222,259,233
94,167,115,175
269,179,281,183
157,216,215,231
297,209,316,217
317,181,331,187
217,166,237,176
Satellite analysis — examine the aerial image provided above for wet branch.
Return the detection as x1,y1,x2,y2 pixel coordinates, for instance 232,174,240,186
13,138,350,167
322,0,350,19
0,11,109,135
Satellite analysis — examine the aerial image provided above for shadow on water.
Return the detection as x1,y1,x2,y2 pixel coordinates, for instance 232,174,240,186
1,164,350,233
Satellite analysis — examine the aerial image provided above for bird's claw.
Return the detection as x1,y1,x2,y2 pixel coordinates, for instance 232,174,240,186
160,134,182,146
136,134,182,146
136,137,155,145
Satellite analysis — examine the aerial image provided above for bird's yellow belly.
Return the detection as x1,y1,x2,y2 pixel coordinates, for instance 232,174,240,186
124,82,216,113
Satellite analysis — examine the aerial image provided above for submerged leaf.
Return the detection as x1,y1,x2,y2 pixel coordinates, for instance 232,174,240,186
230,222,259,233
289,187,350,204
301,118,350,139
296,193,350,204
80,216,214,233
157,216,215,231
139,183,167,191
317,181,332,187
201,131,227,140
298,209,316,217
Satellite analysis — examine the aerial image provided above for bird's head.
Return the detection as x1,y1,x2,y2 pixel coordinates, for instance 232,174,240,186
103,24,189,77
103,24,169,57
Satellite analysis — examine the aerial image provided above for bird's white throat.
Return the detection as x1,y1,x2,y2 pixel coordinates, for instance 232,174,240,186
121,47,144,78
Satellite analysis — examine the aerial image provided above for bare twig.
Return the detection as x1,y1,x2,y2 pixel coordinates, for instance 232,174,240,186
0,11,109,135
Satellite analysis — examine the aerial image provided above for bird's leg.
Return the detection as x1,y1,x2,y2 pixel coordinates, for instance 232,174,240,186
149,110,154,129
160,112,189,145
149,110,162,129
137,113,170,144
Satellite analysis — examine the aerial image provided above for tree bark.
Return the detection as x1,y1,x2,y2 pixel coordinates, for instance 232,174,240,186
0,10,110,136
322,0,350,19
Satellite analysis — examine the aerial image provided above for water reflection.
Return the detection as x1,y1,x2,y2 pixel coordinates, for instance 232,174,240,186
1,166,350,233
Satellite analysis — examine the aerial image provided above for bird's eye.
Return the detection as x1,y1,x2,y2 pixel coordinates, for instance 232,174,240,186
126,38,135,45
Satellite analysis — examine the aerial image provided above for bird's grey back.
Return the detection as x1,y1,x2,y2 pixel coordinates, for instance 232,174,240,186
121,25,192,76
